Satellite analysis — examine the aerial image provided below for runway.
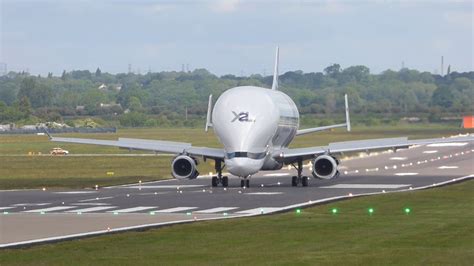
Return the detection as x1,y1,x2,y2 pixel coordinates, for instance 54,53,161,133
1,139,473,248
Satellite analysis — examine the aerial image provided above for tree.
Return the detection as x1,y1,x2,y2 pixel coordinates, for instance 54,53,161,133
18,96,32,117
61,70,67,81
431,86,454,108
18,77,36,101
324,64,341,78
95,67,102,77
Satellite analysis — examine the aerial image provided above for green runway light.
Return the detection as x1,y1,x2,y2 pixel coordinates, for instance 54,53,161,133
186,212,192,216
404,208,411,214
296,209,301,214
3,211,8,215
113,212,118,215
149,211,155,215
368,208,374,214
223,212,228,216
40,211,45,215
331,208,338,214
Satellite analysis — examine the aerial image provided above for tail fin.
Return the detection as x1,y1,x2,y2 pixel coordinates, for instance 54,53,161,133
205,94,213,132
344,94,351,132
271,46,279,90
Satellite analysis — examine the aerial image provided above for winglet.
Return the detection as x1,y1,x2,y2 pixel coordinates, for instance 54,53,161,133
271,46,279,90
205,94,213,132
344,94,351,132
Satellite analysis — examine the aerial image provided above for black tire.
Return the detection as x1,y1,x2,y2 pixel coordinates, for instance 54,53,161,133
240,180,245,187
211,176,218,187
291,176,298,187
302,176,309,187
245,179,250,188
222,176,229,187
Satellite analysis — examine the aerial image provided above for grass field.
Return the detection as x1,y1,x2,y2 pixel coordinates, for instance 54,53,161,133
0,124,472,189
1,179,472,265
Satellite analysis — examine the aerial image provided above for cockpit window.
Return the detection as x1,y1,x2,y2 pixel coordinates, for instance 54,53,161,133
226,152,266,159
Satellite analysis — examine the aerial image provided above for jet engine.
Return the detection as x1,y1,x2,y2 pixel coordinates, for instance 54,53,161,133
312,154,339,180
171,155,199,179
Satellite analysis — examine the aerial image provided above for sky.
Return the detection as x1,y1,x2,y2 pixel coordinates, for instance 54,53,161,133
0,0,473,76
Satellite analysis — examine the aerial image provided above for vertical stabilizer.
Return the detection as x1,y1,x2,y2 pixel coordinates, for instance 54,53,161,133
271,46,279,90
205,94,213,132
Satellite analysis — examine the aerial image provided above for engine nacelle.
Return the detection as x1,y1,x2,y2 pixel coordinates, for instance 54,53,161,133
171,155,199,179
312,154,339,180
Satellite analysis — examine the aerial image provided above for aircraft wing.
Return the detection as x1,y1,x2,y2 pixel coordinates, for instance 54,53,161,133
50,137,225,159
275,135,474,163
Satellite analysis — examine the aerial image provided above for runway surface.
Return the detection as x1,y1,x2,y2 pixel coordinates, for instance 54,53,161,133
1,139,473,247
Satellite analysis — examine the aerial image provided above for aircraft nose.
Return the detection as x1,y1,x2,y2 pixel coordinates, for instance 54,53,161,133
226,158,263,177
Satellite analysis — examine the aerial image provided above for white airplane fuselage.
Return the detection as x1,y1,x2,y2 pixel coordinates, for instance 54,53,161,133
212,86,299,177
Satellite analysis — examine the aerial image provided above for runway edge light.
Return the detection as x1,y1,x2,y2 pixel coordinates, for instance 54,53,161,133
296,208,301,214
368,208,374,215
404,207,411,214
331,208,338,214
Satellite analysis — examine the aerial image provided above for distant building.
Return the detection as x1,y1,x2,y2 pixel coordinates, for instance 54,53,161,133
98,84,107,90
76,105,85,111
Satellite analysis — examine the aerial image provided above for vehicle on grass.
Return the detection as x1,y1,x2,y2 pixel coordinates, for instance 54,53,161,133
50,147,69,155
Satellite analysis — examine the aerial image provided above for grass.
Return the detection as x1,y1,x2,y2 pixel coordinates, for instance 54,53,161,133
1,179,473,265
0,124,472,189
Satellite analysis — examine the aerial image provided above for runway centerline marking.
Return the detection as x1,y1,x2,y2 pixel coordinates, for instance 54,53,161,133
124,185,205,189
54,191,97,194
390,157,407,160
155,207,197,213
65,206,116,213
0,207,14,210
12,203,51,206
73,203,111,206
438,166,459,169
427,142,467,147
245,192,284,195
23,206,77,213
395,173,419,176
263,173,288,177
107,206,157,213
195,207,239,213
78,197,114,202
423,150,438,154
320,184,411,189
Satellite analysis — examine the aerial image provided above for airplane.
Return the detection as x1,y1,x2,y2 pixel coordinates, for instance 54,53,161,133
47,47,474,188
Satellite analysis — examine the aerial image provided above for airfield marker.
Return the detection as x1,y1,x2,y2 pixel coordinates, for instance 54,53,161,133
404,208,411,214
331,208,338,214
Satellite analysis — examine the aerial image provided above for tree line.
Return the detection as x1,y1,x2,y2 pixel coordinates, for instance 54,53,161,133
0,65,472,127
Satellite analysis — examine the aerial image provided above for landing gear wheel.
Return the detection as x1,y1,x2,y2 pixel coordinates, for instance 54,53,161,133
245,179,250,188
240,180,245,188
222,176,229,187
302,176,309,187
291,176,298,187
211,176,218,187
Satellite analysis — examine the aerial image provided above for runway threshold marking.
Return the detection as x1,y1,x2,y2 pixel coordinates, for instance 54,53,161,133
438,166,459,169
106,206,157,213
65,206,116,213
263,173,288,177
0,207,14,210
23,206,77,213
320,184,411,189
236,207,284,215
12,203,51,206
245,192,284,195
194,207,239,213
394,173,419,176
155,207,197,213
79,197,114,202
54,191,97,194
427,142,468,147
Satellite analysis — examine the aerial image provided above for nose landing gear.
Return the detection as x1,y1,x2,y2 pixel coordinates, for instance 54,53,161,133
211,160,228,187
290,159,309,187
240,178,250,188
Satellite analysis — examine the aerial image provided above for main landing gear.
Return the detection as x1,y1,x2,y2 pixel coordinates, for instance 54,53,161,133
240,178,250,188
291,159,309,187
211,160,228,187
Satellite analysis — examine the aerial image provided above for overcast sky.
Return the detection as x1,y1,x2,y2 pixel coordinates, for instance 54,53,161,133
1,0,472,76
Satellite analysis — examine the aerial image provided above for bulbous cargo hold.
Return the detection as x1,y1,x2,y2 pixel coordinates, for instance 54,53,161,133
312,154,339,179
171,155,199,179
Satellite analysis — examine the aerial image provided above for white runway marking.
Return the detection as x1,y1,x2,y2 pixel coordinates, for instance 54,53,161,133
0,207,14,210
65,206,116,213
395,173,419,176
73,203,111,206
438,166,459,169
263,173,288,177
320,184,411,189
195,207,239,213
423,150,438,154
78,197,114,202
245,192,284,195
23,206,77,213
12,203,51,206
390,157,407,160
125,185,205,189
54,191,97,194
427,142,467,147
107,206,156,213
155,207,197,213
236,207,284,215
